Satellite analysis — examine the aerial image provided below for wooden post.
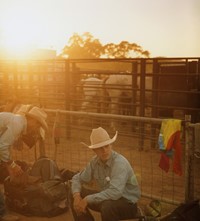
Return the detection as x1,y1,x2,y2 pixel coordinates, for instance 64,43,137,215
184,115,193,202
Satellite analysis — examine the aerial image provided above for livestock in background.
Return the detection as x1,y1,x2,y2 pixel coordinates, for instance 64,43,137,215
104,74,152,116
104,74,134,115
80,77,106,113
104,74,153,130
80,75,153,116
79,74,153,130
80,75,135,115
80,75,135,130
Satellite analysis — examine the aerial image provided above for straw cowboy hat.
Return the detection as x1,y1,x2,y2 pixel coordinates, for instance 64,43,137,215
25,106,48,132
83,127,118,149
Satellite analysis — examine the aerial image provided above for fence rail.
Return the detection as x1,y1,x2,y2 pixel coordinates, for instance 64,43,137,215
0,58,200,122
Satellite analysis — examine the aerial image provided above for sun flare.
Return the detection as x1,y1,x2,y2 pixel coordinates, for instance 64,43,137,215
1,8,42,59
2,22,36,58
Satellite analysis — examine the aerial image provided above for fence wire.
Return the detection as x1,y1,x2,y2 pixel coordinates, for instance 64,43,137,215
11,109,191,206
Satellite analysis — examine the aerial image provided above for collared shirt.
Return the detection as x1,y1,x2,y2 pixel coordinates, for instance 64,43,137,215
71,151,141,204
0,112,27,162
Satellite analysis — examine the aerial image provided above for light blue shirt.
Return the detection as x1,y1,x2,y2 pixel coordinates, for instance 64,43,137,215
0,112,27,162
71,151,141,204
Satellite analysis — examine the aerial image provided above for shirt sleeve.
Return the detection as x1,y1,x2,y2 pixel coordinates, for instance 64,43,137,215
0,127,14,162
0,114,24,162
86,160,129,204
71,161,93,194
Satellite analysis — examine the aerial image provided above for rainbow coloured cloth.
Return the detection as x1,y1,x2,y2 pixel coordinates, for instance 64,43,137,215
158,119,182,175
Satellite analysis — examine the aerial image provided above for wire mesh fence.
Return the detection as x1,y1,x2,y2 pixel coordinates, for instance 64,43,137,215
185,123,200,201
11,109,190,206
1,58,199,213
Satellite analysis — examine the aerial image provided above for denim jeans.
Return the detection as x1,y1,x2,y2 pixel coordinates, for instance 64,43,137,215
69,187,137,221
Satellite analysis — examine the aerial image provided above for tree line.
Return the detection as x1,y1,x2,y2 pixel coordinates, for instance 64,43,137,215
59,32,150,59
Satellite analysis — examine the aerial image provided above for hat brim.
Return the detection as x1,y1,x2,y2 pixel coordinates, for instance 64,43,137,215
82,131,118,149
26,112,48,132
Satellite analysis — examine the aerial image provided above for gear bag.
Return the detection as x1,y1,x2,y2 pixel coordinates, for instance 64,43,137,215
3,157,69,217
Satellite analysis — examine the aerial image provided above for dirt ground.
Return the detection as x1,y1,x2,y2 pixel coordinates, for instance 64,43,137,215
4,196,176,221
3,198,177,221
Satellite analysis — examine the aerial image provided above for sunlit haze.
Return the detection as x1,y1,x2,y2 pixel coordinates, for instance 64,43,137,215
0,0,199,59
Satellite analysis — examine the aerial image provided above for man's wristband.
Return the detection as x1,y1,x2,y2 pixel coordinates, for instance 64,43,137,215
10,161,17,168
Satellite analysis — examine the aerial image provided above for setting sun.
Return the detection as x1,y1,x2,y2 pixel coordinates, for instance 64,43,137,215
1,11,36,58
3,27,35,58
0,5,50,59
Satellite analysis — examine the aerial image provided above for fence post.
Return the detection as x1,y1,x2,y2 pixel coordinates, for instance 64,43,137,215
184,115,194,202
65,60,71,138
137,59,146,150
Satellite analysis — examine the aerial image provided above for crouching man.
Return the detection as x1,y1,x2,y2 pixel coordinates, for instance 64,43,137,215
70,127,141,221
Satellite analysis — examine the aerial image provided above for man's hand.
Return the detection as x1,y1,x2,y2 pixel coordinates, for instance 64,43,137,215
73,193,88,215
73,193,82,215
78,198,88,214
7,161,24,177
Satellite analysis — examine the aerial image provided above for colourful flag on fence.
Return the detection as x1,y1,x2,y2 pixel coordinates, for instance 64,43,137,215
158,119,182,176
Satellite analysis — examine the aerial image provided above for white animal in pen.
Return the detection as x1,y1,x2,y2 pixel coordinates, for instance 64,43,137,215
104,74,134,115
80,75,152,129
80,77,105,112
80,75,137,115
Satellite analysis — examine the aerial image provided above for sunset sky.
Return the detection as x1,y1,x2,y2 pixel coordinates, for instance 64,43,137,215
0,0,199,58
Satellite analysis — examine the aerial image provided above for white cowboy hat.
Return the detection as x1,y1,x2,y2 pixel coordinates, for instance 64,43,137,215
82,127,118,149
26,106,48,132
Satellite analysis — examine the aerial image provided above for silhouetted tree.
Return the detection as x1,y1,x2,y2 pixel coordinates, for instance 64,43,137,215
105,41,150,58
60,32,103,59
59,32,150,58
